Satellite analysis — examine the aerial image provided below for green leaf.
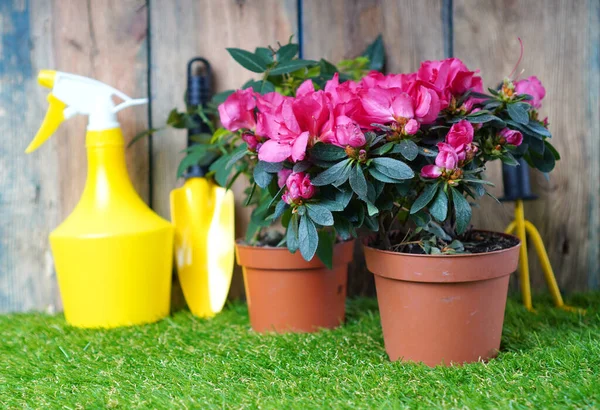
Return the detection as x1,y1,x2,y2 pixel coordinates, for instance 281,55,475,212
392,140,419,161
310,143,347,161
226,48,268,73
269,59,317,76
319,58,338,75
253,161,275,188
372,157,414,180
276,44,299,62
299,215,319,261
212,90,234,105
243,80,275,94
349,164,368,199
500,151,519,166
362,34,385,71
208,154,234,186
410,183,439,214
371,142,394,156
429,188,448,222
466,114,505,125
507,102,530,125
450,187,472,235
524,120,552,138
316,230,335,269
334,161,353,187
225,143,249,169
545,141,561,160
424,221,452,242
410,211,431,228
286,214,300,253
254,47,273,64
244,183,256,206
245,220,261,243
306,204,334,226
369,168,397,183
269,200,287,220
529,145,556,172
312,159,351,186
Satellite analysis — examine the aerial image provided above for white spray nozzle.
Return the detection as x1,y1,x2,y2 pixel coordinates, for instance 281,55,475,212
26,70,148,154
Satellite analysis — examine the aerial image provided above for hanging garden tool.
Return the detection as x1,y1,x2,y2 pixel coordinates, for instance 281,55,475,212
170,58,235,318
501,160,583,313
27,70,174,328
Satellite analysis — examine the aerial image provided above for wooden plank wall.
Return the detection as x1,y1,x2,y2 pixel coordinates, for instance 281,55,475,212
1,0,598,311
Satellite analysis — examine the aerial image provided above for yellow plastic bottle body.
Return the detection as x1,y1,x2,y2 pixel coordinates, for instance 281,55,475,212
50,128,173,328
170,178,235,317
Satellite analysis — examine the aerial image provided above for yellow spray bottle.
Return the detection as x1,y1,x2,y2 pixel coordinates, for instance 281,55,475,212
27,70,174,328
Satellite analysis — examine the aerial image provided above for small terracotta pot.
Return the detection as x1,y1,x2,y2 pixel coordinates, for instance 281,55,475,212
236,240,354,333
363,231,520,366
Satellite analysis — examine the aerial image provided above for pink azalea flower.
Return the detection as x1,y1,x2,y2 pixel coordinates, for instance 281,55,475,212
218,88,257,132
499,128,523,146
282,172,315,204
417,58,483,108
421,143,459,179
257,89,334,163
514,76,546,109
360,86,415,125
332,115,366,148
446,120,474,152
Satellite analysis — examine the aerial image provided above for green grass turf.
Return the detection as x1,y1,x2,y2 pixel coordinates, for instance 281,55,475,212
1,293,599,409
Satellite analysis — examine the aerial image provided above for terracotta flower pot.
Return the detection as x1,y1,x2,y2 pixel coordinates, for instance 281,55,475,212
363,231,520,366
236,240,354,333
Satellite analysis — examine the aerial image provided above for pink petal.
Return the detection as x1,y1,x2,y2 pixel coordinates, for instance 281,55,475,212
421,165,442,178
258,139,292,163
391,92,414,119
291,131,310,162
296,80,315,97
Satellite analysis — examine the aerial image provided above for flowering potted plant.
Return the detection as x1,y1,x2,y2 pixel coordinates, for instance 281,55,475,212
209,38,386,333
216,38,556,361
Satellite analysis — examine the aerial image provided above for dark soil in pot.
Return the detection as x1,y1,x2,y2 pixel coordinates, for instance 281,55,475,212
370,230,520,254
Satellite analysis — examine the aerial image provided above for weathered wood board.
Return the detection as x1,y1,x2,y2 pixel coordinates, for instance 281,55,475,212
0,0,150,312
149,0,298,300
454,0,600,291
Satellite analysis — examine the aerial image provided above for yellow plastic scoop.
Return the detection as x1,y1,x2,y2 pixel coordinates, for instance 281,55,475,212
170,58,235,317
171,178,234,317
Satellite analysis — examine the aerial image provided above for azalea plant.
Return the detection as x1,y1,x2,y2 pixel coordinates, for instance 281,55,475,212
210,38,557,266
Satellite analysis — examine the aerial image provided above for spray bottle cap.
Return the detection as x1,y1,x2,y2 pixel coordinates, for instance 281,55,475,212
26,70,148,153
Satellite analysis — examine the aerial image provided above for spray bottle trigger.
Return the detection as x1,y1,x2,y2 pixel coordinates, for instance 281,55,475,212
25,93,67,154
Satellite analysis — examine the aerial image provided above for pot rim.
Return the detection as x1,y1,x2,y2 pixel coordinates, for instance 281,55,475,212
235,238,355,270
235,237,355,251
362,230,520,259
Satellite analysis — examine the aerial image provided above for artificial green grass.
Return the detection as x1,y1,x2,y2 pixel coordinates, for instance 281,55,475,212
1,294,599,409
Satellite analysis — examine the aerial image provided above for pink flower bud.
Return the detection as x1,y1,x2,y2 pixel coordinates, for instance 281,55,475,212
446,120,474,151
404,119,419,135
300,175,315,199
435,143,459,170
283,172,315,204
421,165,442,179
499,128,523,146
242,132,259,151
